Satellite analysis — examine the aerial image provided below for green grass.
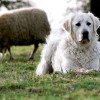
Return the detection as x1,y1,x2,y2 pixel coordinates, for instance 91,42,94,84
0,45,100,100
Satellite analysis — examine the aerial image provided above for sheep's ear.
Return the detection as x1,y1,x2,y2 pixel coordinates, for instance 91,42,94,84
88,12,100,33
63,13,75,33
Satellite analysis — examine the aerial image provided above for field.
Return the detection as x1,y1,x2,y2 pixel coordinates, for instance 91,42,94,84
0,45,100,100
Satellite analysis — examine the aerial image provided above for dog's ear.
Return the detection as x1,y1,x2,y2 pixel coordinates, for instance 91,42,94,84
63,13,75,33
88,12,100,33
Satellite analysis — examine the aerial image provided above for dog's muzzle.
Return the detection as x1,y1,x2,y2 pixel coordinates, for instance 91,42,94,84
80,31,90,44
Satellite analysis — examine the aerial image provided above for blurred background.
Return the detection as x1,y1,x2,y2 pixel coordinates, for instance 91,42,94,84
0,0,99,30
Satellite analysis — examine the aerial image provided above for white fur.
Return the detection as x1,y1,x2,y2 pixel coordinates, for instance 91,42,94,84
36,12,100,76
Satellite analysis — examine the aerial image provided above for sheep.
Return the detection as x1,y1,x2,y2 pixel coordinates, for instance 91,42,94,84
0,7,51,60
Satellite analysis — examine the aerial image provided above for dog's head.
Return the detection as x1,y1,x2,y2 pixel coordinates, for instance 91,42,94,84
63,12,100,44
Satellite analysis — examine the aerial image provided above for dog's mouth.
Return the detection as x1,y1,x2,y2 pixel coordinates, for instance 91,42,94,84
79,39,90,44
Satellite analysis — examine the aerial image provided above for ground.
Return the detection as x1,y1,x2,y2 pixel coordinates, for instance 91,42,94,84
0,45,100,100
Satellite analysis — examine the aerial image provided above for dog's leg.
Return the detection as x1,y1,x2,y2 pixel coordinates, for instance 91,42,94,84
54,53,77,73
53,59,71,73
36,43,54,76
53,45,72,73
52,52,62,73
36,58,50,76
36,33,62,76
61,57,73,73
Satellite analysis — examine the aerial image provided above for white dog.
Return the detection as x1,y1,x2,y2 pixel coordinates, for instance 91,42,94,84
36,12,100,76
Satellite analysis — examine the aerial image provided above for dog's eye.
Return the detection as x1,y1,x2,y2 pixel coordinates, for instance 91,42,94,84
75,23,81,27
87,22,91,26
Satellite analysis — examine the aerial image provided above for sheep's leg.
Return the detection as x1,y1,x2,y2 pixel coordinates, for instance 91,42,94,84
7,47,13,60
29,43,39,60
0,48,7,61
0,49,5,61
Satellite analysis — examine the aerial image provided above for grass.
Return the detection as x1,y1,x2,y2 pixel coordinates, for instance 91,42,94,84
0,45,100,100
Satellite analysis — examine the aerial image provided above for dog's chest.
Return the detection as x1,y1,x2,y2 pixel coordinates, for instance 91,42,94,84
73,47,99,67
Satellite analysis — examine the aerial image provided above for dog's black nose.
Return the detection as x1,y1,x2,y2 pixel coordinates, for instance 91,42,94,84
82,31,89,40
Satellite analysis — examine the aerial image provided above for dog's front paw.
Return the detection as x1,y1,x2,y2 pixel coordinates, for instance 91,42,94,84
35,63,48,76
